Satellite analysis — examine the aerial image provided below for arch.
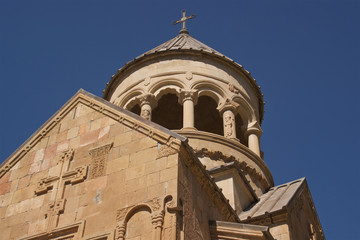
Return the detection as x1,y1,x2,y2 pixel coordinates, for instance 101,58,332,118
232,95,256,125
148,78,185,97
190,80,228,103
194,96,223,136
124,204,152,222
152,93,183,130
124,205,153,240
118,89,145,109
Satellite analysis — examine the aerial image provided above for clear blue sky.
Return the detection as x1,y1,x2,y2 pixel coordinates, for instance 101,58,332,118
1,0,359,239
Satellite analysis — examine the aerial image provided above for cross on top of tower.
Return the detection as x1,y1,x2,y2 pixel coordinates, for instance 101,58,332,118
172,10,196,34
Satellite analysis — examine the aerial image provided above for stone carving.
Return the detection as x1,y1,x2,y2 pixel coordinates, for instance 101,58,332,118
148,197,162,211
194,147,269,189
115,222,126,240
179,89,198,104
140,108,151,120
33,149,88,233
185,71,193,80
20,221,86,240
157,144,178,159
223,113,234,138
144,76,151,86
45,199,66,230
228,83,239,94
62,165,87,184
114,196,171,240
89,143,113,179
116,207,130,222
35,176,59,195
195,148,235,162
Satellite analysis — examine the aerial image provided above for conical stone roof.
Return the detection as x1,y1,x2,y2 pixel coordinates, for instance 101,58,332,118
103,32,265,122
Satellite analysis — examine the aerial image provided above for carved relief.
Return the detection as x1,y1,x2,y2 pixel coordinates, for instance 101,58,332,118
62,165,88,184
157,144,178,159
194,147,269,190
140,108,151,120
185,71,193,80
89,143,113,179
228,83,239,94
144,76,151,86
147,197,162,211
223,112,234,138
35,176,59,195
45,199,66,230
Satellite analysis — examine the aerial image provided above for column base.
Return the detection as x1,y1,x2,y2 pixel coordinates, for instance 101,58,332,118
181,127,197,131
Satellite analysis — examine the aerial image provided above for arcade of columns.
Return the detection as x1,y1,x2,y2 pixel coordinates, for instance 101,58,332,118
133,91,262,158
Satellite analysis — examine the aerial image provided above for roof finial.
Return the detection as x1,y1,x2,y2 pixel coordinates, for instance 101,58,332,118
172,10,196,34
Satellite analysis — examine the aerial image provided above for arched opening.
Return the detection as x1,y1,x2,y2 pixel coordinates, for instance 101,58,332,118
152,93,183,130
235,114,247,146
125,206,153,239
194,96,223,136
129,104,141,116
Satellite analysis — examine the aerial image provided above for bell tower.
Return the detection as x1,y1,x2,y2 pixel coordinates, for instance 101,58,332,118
102,12,272,213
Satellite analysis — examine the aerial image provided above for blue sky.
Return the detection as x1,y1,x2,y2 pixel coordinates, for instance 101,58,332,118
1,0,359,238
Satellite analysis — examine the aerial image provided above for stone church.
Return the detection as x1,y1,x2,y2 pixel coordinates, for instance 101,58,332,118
0,12,324,240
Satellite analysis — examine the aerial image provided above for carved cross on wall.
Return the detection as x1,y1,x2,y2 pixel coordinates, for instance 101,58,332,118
34,149,87,231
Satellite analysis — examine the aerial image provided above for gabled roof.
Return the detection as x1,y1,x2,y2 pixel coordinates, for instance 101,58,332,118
239,178,306,221
0,89,186,177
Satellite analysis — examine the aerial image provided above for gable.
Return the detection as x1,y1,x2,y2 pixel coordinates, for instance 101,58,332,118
0,89,184,179
0,89,188,239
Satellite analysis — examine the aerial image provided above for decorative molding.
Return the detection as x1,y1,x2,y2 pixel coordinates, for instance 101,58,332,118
195,147,269,190
185,71,193,80
228,83,239,94
178,89,198,105
20,221,86,240
174,129,274,187
144,76,151,86
217,98,240,114
114,196,171,240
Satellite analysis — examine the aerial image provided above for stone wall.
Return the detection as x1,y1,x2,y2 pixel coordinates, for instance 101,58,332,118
0,102,179,240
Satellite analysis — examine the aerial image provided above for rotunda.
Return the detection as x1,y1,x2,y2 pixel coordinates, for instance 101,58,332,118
103,28,273,201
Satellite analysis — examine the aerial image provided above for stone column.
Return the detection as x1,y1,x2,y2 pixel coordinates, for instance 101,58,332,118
115,221,126,240
179,90,198,129
245,122,263,157
151,211,164,240
217,99,239,140
137,94,156,121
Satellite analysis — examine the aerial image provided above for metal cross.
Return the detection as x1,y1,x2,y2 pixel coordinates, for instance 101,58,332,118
172,10,196,34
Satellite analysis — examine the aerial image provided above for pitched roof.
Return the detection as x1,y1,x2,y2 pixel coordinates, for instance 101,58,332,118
239,178,306,221
0,89,186,177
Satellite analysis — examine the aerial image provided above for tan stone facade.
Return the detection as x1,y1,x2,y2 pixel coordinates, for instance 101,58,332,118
1,31,324,239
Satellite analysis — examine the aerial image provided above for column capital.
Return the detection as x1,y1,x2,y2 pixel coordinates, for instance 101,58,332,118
217,99,239,115
151,211,164,228
136,93,157,108
178,89,198,105
245,121,263,137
